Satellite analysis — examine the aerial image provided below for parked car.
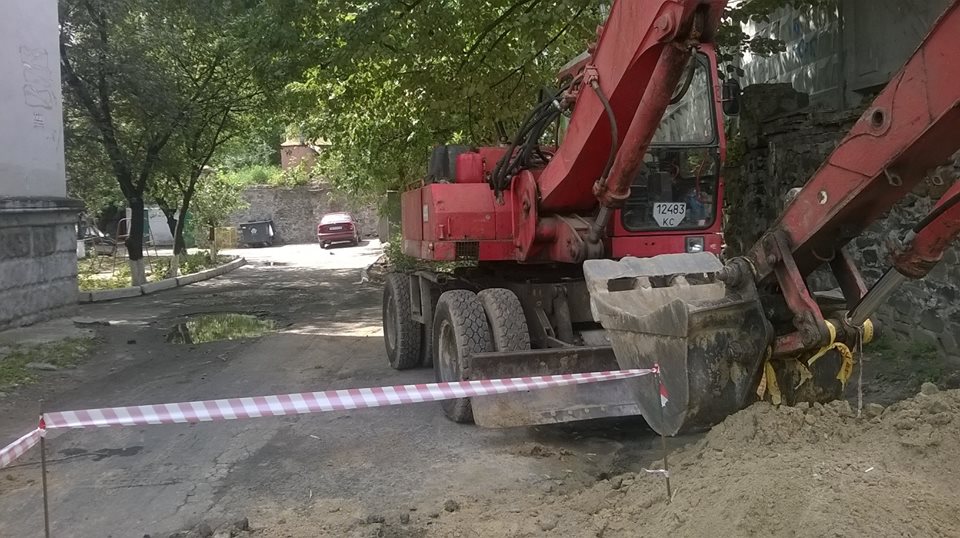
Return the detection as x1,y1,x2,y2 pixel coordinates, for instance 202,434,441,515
317,212,361,248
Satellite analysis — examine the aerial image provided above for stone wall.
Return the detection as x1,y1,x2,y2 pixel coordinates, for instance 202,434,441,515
230,185,378,245
0,198,82,330
726,84,960,360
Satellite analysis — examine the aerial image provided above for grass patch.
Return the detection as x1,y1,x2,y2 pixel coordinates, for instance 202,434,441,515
78,251,233,291
0,337,98,389
867,334,947,387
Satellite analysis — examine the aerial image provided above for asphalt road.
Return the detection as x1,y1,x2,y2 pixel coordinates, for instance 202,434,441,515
0,241,661,536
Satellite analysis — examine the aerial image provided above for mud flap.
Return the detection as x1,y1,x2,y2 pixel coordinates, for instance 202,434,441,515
584,253,774,435
468,347,646,427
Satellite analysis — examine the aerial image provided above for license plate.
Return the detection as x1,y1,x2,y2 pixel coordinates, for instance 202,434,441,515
327,226,343,231
653,203,687,228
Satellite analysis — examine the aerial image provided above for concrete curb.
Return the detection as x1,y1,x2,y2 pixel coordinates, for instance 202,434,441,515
140,278,177,294
80,257,247,303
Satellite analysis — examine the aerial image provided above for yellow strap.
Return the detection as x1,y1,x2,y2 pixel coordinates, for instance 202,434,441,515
862,319,874,344
757,368,767,400
807,321,855,389
763,361,782,406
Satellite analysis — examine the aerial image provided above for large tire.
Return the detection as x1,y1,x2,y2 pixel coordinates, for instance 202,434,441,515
383,273,422,370
419,286,437,368
478,288,531,352
433,290,493,423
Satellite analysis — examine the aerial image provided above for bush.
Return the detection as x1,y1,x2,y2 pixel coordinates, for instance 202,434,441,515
382,233,469,273
222,164,280,186
220,163,315,188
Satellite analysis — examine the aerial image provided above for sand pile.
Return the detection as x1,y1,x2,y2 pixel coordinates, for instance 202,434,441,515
415,385,960,537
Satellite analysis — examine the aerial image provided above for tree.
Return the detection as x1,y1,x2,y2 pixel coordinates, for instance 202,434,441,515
191,173,249,262
60,0,279,283
274,0,825,198
280,0,605,197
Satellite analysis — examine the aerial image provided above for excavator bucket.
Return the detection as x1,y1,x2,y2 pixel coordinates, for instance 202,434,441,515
469,346,647,428
583,253,773,435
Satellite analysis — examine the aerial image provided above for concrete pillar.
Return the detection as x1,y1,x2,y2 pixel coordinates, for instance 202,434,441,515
0,0,82,330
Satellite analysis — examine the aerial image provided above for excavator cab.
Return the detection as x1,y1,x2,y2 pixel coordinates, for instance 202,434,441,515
609,52,724,259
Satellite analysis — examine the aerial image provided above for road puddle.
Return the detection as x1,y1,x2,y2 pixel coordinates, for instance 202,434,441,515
167,313,274,344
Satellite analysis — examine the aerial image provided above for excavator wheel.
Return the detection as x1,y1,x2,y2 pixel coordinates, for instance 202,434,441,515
478,288,531,352
383,273,422,370
432,290,493,423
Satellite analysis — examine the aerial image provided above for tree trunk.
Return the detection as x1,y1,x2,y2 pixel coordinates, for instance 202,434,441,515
126,197,147,286
173,208,188,256
169,253,180,278
209,225,219,262
157,200,179,239
168,203,190,278
172,178,197,257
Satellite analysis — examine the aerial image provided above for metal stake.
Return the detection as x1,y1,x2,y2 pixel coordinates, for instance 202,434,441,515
39,401,50,538
660,432,672,501
655,371,672,502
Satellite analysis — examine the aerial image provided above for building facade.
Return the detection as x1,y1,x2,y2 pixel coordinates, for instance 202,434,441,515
0,0,82,329
740,0,952,110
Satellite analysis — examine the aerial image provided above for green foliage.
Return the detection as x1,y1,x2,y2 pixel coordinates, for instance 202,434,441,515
868,334,948,388
273,0,829,197
724,134,747,169
273,162,315,187
0,337,98,388
282,0,606,195
717,0,837,61
61,0,285,261
191,174,249,232
383,234,423,273
383,233,469,273
220,163,313,188
221,165,282,187
61,0,831,222
77,252,230,290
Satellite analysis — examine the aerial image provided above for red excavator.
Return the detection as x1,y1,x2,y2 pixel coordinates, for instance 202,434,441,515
382,0,960,435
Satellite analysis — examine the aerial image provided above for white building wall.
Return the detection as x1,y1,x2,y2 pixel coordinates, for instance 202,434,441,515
0,0,66,198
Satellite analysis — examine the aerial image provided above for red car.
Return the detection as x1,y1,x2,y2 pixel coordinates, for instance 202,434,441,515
317,212,361,248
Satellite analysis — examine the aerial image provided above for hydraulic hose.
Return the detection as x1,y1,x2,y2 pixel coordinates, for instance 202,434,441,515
590,80,618,187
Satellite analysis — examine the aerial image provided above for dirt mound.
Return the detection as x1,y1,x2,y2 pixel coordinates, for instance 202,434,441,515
400,387,960,537
247,386,960,537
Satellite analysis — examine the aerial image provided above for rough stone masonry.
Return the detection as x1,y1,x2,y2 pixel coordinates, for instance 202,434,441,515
724,84,960,361
231,184,378,245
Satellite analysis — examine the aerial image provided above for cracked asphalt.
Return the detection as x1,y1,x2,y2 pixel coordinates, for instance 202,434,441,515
0,241,661,536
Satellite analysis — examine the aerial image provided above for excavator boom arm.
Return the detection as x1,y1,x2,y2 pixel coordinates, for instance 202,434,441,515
536,0,727,214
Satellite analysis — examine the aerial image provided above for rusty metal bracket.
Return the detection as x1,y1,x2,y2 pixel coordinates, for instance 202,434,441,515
768,231,830,351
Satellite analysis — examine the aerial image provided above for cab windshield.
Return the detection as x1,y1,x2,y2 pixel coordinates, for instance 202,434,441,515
622,53,719,232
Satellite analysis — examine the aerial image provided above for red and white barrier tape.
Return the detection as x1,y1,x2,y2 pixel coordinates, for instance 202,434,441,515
0,427,43,469
0,368,653,468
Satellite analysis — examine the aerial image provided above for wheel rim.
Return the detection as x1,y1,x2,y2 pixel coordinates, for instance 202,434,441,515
437,319,457,381
385,291,398,353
